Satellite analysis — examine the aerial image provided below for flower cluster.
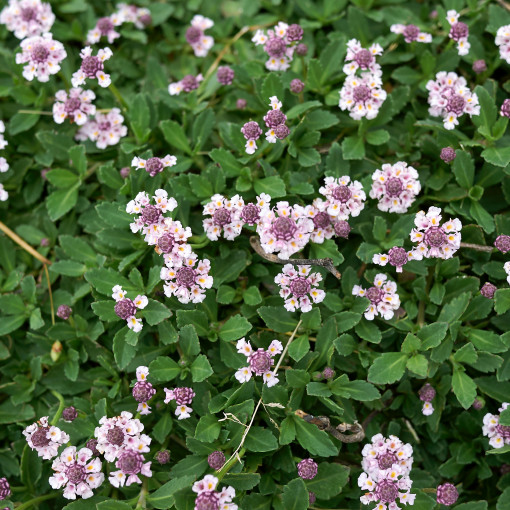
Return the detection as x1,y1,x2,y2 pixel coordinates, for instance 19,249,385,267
52,88,96,125
111,285,148,333
263,96,290,143
481,282,497,299
358,434,415,510
0,477,10,500
353,274,400,321
49,446,104,500
483,403,510,448
496,25,510,64
369,162,421,213
116,3,151,29
436,483,459,506
495,235,510,254
274,264,325,312
446,10,470,56
16,32,66,82
373,247,409,273
132,154,177,177
132,366,156,415
501,99,510,119
186,15,214,57
168,73,204,95
75,108,127,149
235,338,282,388
217,66,234,85
164,387,196,420
0,121,7,150
0,0,55,39
426,72,480,129
409,207,462,260
418,383,436,416
110,450,152,488
192,475,237,510
23,416,70,460
87,14,122,44
241,120,263,154
297,459,318,480
390,24,432,43
343,39,382,75
252,21,303,71
72,46,112,88
208,451,225,471
505,261,510,285
319,176,366,220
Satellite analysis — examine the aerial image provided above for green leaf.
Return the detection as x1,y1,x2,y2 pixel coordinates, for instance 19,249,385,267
147,475,196,509
473,86,497,136
191,355,213,382
331,377,381,401
261,73,285,102
497,488,510,510
470,201,495,234
59,235,97,264
141,299,171,325
46,183,80,221
222,473,261,490
8,112,40,135
96,502,133,510
69,145,87,176
406,354,428,377
219,314,252,341
84,268,136,296
417,322,448,349
245,426,278,452
209,148,242,177
160,119,192,155
257,306,298,333
495,289,510,315
254,176,286,198
195,414,221,442
452,368,477,409
113,328,137,369
366,129,390,146
355,320,382,344
306,462,349,498
282,478,309,510
149,356,181,382
452,151,474,189
467,329,506,353
368,352,409,384
481,146,510,167
21,444,41,494
46,168,80,188
0,399,34,424
294,416,337,457
50,260,86,277
0,314,26,336
342,135,365,160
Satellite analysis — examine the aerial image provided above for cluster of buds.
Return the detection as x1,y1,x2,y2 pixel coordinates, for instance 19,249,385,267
185,15,214,57
252,21,303,71
168,73,204,95
23,416,70,460
426,71,480,130
217,66,234,86
446,10,470,56
495,235,510,254
373,247,409,273
274,264,326,312
436,483,459,506
0,0,55,39
501,99,510,119
319,176,366,220
496,25,510,64
16,32,66,82
72,46,112,88
390,24,432,43
111,285,148,333
369,162,421,213
0,477,10,501
480,282,497,299
358,434,415,510
353,274,400,320
297,459,318,480
75,108,127,149
235,338,282,388
192,475,237,510
132,366,156,415
339,39,386,120
418,383,435,416
53,88,96,125
263,96,290,143
208,451,226,471
308,198,351,243
483,403,510,448
132,154,177,177
164,387,196,420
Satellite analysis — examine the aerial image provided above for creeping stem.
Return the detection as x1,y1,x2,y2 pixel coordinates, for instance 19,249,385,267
50,390,66,426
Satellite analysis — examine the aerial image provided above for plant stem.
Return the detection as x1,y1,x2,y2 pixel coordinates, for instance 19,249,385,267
417,265,434,327
0,221,51,265
15,493,58,510
17,110,53,115
109,83,128,110
135,478,148,509
43,264,55,326
50,390,65,426
460,242,494,253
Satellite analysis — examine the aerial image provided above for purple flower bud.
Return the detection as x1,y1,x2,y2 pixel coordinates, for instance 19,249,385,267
430,10,438,19
388,246,408,270
264,37,286,58
309,492,316,505
144,157,164,177
274,124,290,140
0,478,11,501
172,387,195,405
501,100,510,119
241,121,262,141
236,98,247,110
436,483,459,506
445,94,466,116
120,167,130,179
264,109,287,128
472,60,487,74
81,55,103,78
132,381,156,403
40,238,49,247
449,22,468,42
208,450,226,470
57,305,72,320
157,233,175,254
181,74,200,92
141,204,163,225
418,383,436,402
272,216,297,240
286,24,304,42
240,203,260,226
472,397,485,410
440,147,456,163
495,234,510,253
155,450,170,465
62,406,78,422
217,66,234,86
249,349,273,375
480,282,497,299
334,220,351,239
139,14,152,27
375,479,399,503
41,168,49,180
114,298,137,320
322,367,335,379
297,458,318,480
402,24,420,42
296,43,308,56
117,450,144,474
354,49,374,69
86,439,100,456
97,17,114,35
290,78,305,94
195,491,220,510
186,26,202,44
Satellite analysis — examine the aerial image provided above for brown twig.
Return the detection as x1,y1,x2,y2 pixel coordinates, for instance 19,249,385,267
43,265,55,325
249,236,341,280
295,410,365,443
0,221,51,265
460,242,494,253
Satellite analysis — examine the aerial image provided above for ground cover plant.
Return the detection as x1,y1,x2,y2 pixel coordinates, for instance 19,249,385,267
1,0,510,509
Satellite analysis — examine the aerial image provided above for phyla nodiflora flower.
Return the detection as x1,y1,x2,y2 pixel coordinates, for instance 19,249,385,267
111,285,148,333
72,46,112,88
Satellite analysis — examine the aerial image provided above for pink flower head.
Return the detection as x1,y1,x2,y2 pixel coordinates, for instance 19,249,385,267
23,416,70,460
361,434,414,478
353,274,400,321
87,15,122,44
0,157,9,173
305,199,337,243
186,15,214,57
275,264,325,313
369,162,421,213
319,176,366,220
15,32,66,82
390,24,432,43
132,154,177,177
203,194,245,241
111,285,147,333
446,10,470,56
193,475,237,510
409,206,462,260
94,411,149,462
0,0,55,39
373,246,410,273
256,201,314,260
160,254,213,304
239,193,271,227
49,446,104,500
343,39,383,75
168,73,203,95
75,108,127,149
496,25,510,65
109,448,152,488
426,71,480,130
235,338,282,388
72,46,112,88
52,88,96,125
132,366,156,415
116,3,151,29
0,184,8,202
359,468,415,510
483,403,510,449
339,71,387,120
164,387,196,420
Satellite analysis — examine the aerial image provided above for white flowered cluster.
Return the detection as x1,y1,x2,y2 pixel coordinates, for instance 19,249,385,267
186,15,214,57
111,285,148,333
446,10,470,56
483,403,510,449
353,274,400,320
75,108,127,149
23,416,70,460
496,25,510,64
